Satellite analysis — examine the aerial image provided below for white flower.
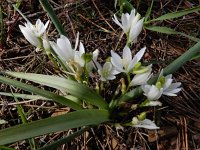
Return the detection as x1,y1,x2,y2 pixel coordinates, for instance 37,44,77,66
50,35,75,62
113,9,144,43
132,117,159,130
142,70,182,100
162,74,182,96
74,42,85,67
97,62,119,81
87,49,99,73
130,65,152,86
142,85,163,100
111,46,146,73
19,19,49,47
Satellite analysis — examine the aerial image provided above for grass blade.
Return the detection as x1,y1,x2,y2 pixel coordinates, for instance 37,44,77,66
119,0,133,13
0,75,83,110
39,127,88,150
0,92,48,100
149,5,200,22
0,109,110,145
145,26,200,42
14,96,36,150
0,146,16,150
39,0,66,36
12,4,30,23
144,0,154,22
4,72,109,109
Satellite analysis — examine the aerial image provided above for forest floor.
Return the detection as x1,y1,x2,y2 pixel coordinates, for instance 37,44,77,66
1,0,200,149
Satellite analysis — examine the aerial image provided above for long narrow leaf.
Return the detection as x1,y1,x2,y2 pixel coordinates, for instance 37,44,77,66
39,127,88,150
0,76,83,110
0,146,16,150
145,26,200,42
144,0,154,22
0,109,110,145
149,5,200,22
39,0,66,36
119,0,133,13
4,72,109,109
14,96,36,149
0,92,48,100
0,92,81,104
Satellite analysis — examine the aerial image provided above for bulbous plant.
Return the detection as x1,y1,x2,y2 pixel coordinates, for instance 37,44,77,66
0,0,199,149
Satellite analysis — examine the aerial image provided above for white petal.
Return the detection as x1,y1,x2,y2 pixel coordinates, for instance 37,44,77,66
141,84,151,93
42,33,50,50
111,50,124,72
146,85,162,100
74,51,84,67
163,88,181,96
50,41,68,62
39,20,49,35
113,15,123,30
57,35,74,61
133,119,159,130
121,13,130,33
111,68,120,75
74,32,79,50
92,49,99,62
158,69,164,78
103,62,112,72
106,75,116,80
19,25,41,47
79,42,85,55
94,61,102,71
129,9,136,22
122,46,132,65
135,47,146,61
130,13,140,27
129,18,144,43
130,69,152,86
98,62,116,81
146,101,162,106
127,47,146,72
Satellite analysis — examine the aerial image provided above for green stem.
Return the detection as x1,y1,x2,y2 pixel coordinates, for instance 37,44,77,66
39,0,66,36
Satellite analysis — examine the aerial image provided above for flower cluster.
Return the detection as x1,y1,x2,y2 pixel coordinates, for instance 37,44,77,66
19,8,181,130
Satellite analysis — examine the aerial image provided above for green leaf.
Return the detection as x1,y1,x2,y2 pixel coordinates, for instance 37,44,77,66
0,109,110,145
39,0,66,36
144,0,154,22
0,146,16,150
12,4,29,23
145,26,200,42
14,96,36,149
119,0,133,13
0,92,82,104
0,75,83,110
39,127,88,150
0,92,48,100
5,72,109,109
191,52,200,60
149,5,200,22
